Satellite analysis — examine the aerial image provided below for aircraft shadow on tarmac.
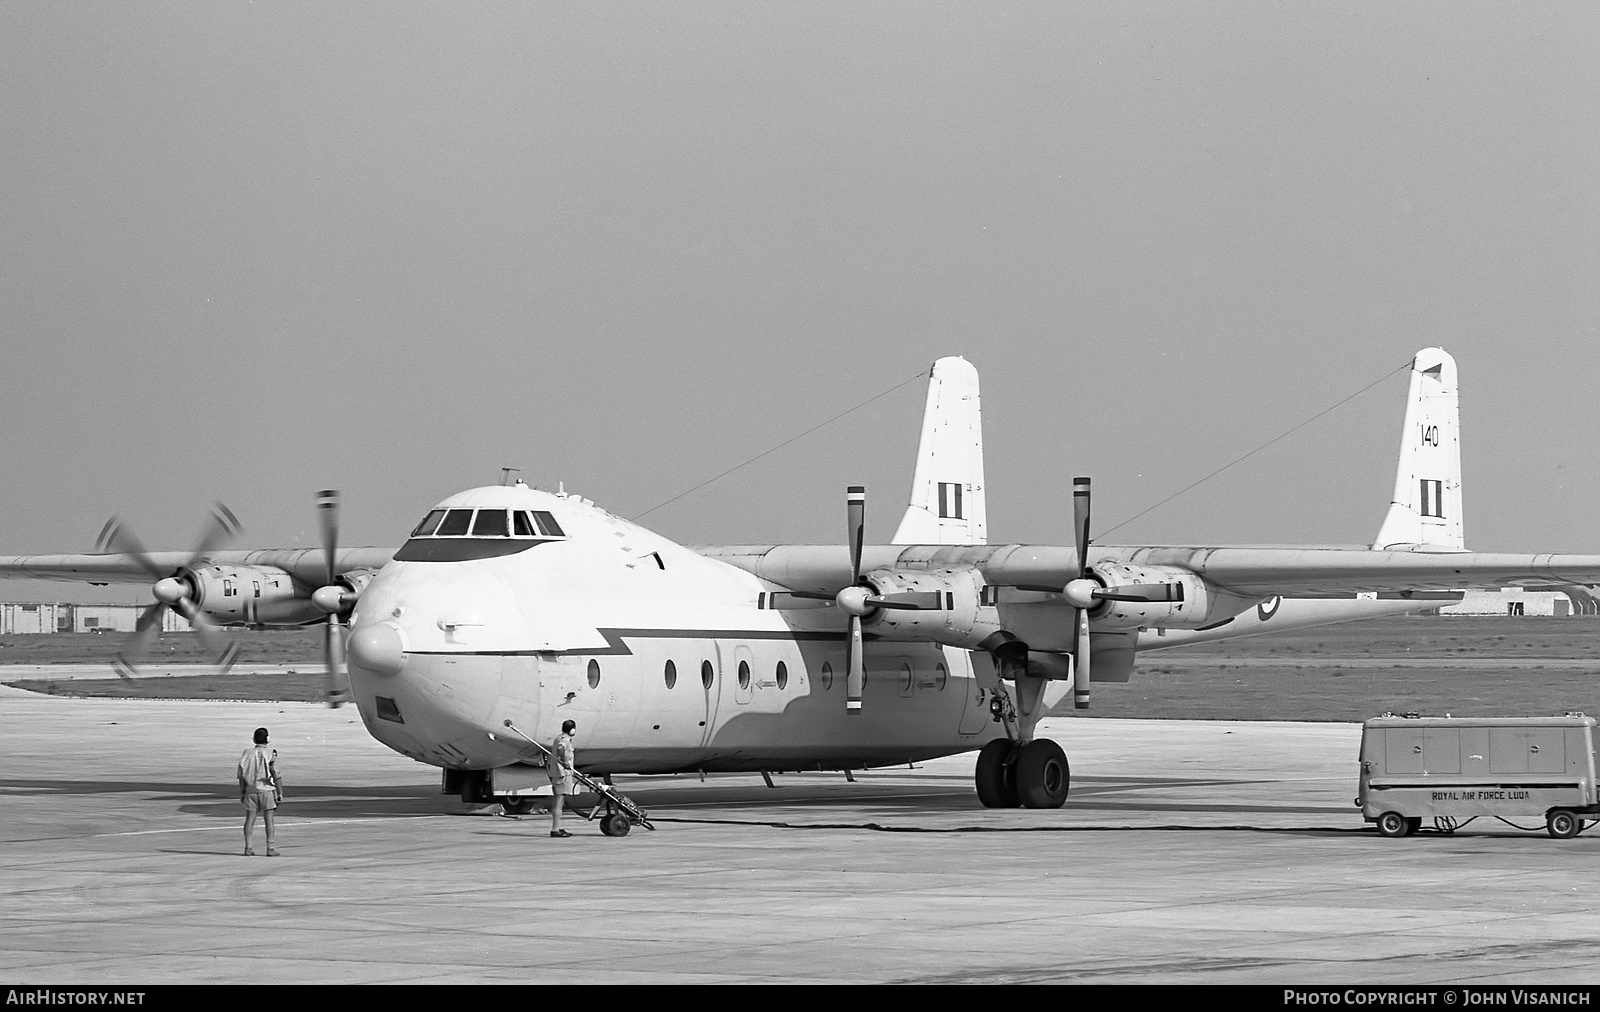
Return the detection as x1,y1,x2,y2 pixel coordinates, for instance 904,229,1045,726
539,772,1365,827
2,771,1361,825
0,778,443,818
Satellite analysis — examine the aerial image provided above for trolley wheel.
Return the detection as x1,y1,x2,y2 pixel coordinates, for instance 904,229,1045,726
601,813,632,837
1376,811,1409,838
975,739,1020,808
500,798,536,816
1547,809,1580,840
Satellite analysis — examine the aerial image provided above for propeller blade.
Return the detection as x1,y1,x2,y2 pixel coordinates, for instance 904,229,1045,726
1074,608,1092,710
1072,476,1091,576
95,518,166,582
846,486,865,584
112,603,168,681
184,503,243,566
845,614,864,714
1093,583,1185,604
316,490,340,587
172,599,239,674
324,615,350,708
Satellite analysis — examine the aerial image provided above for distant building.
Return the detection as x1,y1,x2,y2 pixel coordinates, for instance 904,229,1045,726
0,603,191,634
1436,587,1597,618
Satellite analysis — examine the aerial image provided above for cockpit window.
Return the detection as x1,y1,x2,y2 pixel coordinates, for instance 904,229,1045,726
436,509,474,536
532,511,565,537
397,505,569,561
472,509,509,537
411,509,446,537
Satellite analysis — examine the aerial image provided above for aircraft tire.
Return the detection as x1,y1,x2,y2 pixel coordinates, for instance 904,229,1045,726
500,798,536,816
1014,739,1070,810
975,739,1019,808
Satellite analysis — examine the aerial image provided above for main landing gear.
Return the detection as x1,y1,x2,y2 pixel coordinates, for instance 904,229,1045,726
976,738,1070,809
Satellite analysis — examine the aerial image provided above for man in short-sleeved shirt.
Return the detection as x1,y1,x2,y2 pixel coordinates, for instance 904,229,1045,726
237,727,280,856
547,720,577,837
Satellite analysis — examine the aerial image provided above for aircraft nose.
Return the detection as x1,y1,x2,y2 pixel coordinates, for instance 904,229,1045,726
349,623,405,676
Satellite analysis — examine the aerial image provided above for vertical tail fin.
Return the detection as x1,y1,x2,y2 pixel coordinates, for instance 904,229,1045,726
892,356,987,545
1373,347,1465,550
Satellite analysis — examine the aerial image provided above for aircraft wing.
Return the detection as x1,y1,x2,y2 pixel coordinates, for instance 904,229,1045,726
1108,546,1600,597
697,543,1600,598
0,548,397,585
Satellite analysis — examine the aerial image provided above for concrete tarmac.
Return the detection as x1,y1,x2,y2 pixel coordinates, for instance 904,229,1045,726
3,680,1599,985
0,662,312,681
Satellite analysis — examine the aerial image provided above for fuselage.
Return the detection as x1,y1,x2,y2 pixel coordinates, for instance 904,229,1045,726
345,485,1012,774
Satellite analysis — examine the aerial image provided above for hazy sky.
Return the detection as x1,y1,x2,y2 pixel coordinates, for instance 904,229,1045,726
2,3,1596,603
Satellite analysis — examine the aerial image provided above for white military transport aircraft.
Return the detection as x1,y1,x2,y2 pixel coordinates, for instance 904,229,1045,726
4,349,1599,811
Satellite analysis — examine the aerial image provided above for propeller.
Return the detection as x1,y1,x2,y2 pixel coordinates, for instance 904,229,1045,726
1059,477,1185,709
100,505,243,681
771,486,947,713
842,486,867,713
1064,477,1093,709
310,489,353,708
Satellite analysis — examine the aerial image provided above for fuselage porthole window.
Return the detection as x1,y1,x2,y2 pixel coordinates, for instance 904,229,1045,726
436,509,473,536
934,663,948,691
473,509,509,537
701,660,714,690
664,659,677,689
776,661,788,691
738,660,750,690
587,659,601,689
820,662,833,691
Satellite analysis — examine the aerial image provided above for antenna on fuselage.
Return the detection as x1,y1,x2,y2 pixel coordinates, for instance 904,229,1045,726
499,467,521,486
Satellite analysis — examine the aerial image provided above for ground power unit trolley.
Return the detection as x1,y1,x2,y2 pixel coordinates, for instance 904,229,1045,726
1357,713,1600,839
501,720,655,836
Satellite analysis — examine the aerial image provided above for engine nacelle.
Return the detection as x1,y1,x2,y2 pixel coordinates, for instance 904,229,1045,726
188,565,324,627
1085,563,1254,629
341,569,377,599
859,568,1004,650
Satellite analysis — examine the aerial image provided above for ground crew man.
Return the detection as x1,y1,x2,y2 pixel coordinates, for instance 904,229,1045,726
548,719,577,837
237,727,280,856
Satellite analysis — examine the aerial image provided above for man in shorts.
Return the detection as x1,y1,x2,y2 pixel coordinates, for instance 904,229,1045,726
548,719,577,838
237,727,280,856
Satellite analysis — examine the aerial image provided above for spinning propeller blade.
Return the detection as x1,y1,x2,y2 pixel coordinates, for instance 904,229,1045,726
103,505,242,678
315,490,351,708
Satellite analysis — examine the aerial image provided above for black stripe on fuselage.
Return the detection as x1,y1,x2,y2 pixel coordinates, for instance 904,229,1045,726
406,626,871,658
392,538,559,563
